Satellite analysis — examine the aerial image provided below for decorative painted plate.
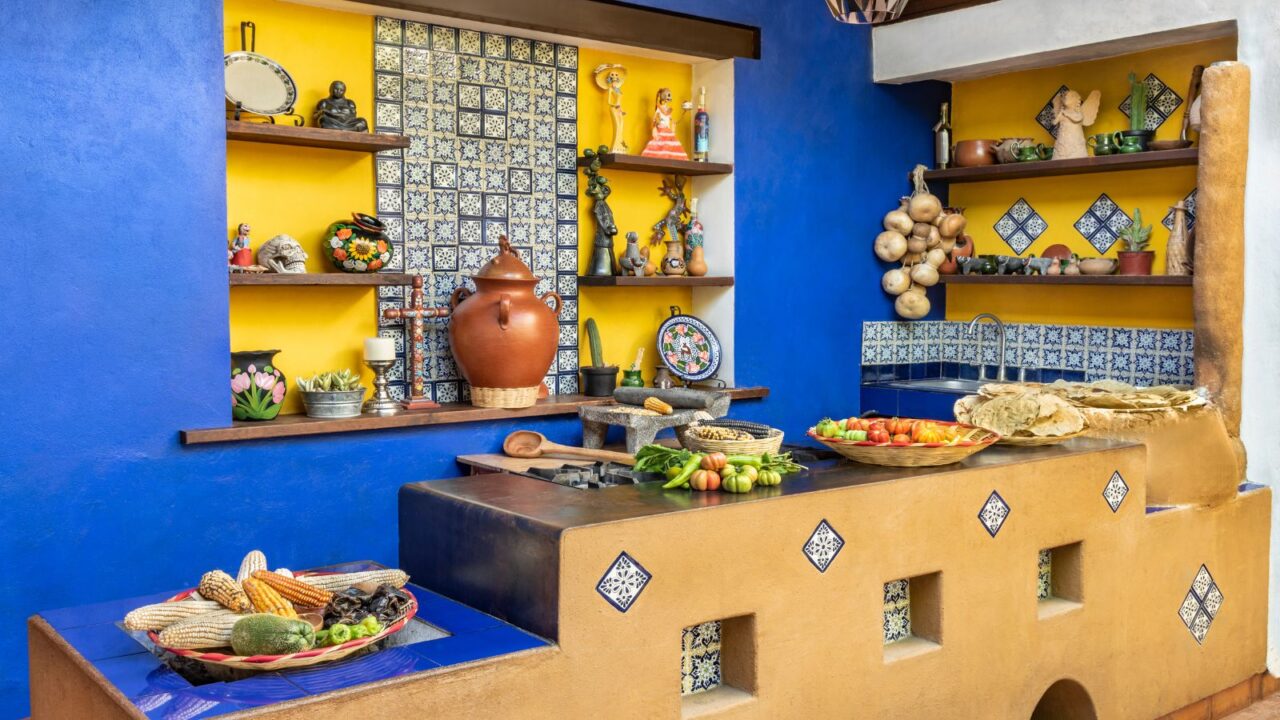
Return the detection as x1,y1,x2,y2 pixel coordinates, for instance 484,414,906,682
225,51,297,116
657,307,721,382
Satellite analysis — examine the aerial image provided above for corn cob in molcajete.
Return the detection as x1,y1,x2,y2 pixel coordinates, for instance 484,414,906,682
198,570,252,613
236,550,268,583
643,397,674,415
297,569,410,591
157,610,241,649
123,600,226,631
242,576,298,618
252,570,333,607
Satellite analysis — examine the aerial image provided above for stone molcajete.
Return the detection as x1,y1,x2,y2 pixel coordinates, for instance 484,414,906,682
449,237,563,408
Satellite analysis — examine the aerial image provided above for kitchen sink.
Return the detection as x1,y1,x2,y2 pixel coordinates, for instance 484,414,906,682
878,378,1002,394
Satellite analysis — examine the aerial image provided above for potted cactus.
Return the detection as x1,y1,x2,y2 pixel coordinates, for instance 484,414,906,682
1116,208,1155,275
1121,72,1154,150
295,369,367,418
579,318,619,397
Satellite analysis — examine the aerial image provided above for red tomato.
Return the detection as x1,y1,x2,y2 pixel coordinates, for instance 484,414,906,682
887,418,915,436
690,469,721,491
867,428,891,444
891,433,912,445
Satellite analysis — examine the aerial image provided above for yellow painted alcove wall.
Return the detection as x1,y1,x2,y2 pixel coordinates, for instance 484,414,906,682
225,0,377,414
947,36,1236,329
576,48,694,377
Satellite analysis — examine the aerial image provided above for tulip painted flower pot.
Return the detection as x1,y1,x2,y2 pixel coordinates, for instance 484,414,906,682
324,212,393,273
231,350,286,421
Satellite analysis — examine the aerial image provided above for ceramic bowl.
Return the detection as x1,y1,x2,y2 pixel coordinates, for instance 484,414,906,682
1078,257,1117,275
953,140,999,168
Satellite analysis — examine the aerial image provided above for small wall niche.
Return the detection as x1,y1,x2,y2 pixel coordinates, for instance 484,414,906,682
1038,542,1084,619
883,572,943,662
680,615,757,718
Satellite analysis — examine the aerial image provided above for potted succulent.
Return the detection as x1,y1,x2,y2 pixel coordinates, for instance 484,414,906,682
295,369,367,418
1116,208,1154,276
579,318,619,397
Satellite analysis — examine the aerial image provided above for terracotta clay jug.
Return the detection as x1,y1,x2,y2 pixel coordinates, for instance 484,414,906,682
449,237,563,408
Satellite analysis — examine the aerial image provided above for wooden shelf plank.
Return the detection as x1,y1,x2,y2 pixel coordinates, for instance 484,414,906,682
226,121,410,152
180,387,769,445
940,274,1193,286
229,273,415,287
923,148,1198,184
578,276,734,287
577,153,733,177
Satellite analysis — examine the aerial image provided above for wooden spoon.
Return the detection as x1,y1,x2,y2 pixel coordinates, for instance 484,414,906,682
502,430,635,465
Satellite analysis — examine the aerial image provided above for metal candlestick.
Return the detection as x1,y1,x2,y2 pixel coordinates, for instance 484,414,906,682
363,359,401,416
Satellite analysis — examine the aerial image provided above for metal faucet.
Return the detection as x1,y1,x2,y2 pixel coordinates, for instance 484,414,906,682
966,313,1007,382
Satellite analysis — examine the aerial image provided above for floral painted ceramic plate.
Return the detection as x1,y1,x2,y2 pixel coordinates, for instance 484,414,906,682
225,51,298,116
657,307,721,383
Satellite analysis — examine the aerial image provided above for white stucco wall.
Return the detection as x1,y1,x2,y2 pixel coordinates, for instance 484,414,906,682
872,0,1280,672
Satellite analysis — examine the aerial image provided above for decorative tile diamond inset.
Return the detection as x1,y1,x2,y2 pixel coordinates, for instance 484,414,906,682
1074,193,1132,254
1179,564,1223,645
1163,188,1198,232
596,551,651,613
680,621,721,695
978,490,1010,538
803,519,845,573
993,198,1046,255
1035,85,1071,137
1120,73,1183,131
883,579,911,644
1103,470,1129,513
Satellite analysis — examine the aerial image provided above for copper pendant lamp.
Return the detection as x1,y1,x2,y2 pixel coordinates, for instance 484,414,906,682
826,0,910,24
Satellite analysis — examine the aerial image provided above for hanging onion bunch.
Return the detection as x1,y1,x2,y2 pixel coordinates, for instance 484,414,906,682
876,165,967,320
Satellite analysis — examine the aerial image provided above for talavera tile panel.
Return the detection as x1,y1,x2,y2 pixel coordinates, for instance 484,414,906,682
374,17,579,400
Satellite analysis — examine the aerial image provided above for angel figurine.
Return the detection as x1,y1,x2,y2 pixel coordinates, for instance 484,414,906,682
640,88,690,161
593,64,628,154
1051,88,1101,160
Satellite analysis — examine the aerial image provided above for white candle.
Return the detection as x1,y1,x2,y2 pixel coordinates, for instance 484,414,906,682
364,337,395,362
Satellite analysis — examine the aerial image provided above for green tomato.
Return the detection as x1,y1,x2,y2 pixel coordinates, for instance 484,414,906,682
722,474,754,493
721,464,737,477
665,466,683,480
757,469,782,486
847,430,867,442
820,423,839,438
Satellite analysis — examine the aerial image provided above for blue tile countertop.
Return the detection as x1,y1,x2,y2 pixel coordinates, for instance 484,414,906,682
36,561,551,719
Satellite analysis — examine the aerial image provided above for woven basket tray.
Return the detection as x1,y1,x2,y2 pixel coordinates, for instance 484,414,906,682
807,421,999,467
997,429,1089,447
149,576,417,671
681,419,784,455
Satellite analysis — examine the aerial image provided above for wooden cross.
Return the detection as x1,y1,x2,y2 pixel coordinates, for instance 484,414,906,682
382,275,450,410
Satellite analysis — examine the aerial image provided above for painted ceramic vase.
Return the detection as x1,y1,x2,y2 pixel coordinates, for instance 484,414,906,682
324,213,393,273
661,239,686,276
231,350,286,421
448,237,563,408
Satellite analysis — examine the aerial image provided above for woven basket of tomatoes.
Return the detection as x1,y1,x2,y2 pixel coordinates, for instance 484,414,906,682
808,417,999,468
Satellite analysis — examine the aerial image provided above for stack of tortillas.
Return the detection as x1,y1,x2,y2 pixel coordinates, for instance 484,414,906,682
955,389,1085,445
957,380,1207,439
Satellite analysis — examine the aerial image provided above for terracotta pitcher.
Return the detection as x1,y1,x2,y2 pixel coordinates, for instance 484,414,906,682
449,237,563,408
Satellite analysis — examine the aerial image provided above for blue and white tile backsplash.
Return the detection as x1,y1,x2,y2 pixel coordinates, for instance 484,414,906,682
861,321,1194,387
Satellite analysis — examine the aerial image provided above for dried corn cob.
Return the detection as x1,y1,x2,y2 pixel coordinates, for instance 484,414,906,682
252,570,333,607
643,397,674,415
198,570,252,613
241,576,297,618
236,550,268,583
157,610,240,649
123,600,225,631
273,568,294,578
298,569,410,591
692,425,752,441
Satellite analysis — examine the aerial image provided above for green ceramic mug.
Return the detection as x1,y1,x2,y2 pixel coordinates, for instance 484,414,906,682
1112,132,1145,154
1088,133,1117,155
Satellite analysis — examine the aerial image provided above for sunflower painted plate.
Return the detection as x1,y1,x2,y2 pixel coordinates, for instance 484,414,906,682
657,306,721,382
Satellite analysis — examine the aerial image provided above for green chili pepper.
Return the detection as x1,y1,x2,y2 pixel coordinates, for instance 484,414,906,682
662,454,705,489
725,455,762,468
360,616,383,635
328,623,352,644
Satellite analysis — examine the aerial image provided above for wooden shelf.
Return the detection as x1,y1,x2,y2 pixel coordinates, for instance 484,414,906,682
922,148,1198,184
226,120,411,152
578,276,734,287
180,387,769,445
229,273,415,287
578,153,733,176
940,274,1193,286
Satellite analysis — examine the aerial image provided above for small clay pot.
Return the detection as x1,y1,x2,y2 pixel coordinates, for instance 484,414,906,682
1078,257,1117,275
953,140,999,168
580,366,619,397
1117,251,1154,276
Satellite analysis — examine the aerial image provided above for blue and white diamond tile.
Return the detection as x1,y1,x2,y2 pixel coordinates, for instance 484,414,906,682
993,198,1046,255
1180,565,1222,645
1163,188,1198,231
1120,74,1182,131
1074,193,1132,254
596,552,651,613
978,490,1010,538
1036,85,1071,136
803,520,845,573
1103,471,1129,512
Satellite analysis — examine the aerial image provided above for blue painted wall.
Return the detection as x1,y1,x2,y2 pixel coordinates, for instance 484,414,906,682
0,1,942,715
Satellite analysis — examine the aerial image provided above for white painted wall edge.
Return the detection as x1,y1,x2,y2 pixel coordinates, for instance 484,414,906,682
872,0,1280,676
692,58,735,385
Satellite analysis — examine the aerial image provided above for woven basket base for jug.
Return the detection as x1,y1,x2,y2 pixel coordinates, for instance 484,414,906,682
471,385,540,409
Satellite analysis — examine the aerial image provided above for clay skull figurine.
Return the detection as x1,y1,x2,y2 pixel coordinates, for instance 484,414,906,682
258,234,309,273
1051,89,1102,160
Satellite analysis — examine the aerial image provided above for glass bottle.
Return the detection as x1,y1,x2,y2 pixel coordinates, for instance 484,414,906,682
693,87,710,162
933,102,952,170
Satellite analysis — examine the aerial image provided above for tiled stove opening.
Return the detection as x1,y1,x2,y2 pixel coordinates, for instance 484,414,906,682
883,572,942,662
681,615,756,717
1038,542,1084,618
